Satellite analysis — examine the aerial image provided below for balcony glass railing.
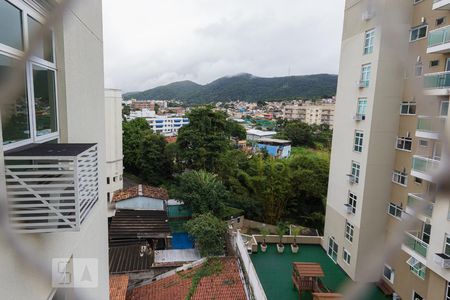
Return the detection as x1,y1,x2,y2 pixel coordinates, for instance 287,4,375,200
424,71,450,89
428,26,450,48
412,156,440,175
404,232,428,257
407,194,434,217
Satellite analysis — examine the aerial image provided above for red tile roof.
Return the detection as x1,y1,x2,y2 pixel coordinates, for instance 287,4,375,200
126,257,247,300
110,274,129,300
112,185,169,202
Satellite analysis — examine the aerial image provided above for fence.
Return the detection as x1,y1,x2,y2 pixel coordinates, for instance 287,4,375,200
233,231,267,300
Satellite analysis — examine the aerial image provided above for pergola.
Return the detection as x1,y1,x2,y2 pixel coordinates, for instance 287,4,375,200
292,262,342,299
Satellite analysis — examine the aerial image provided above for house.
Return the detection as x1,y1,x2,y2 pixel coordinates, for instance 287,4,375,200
246,128,277,142
255,138,292,158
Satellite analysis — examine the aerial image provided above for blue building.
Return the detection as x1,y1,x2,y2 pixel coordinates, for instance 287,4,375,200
255,138,292,159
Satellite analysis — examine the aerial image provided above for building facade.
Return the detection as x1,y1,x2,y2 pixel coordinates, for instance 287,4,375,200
283,104,335,128
0,0,109,299
324,1,450,299
105,89,123,216
129,109,189,136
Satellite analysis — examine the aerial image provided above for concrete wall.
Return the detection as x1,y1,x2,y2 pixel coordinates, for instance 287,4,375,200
0,1,109,299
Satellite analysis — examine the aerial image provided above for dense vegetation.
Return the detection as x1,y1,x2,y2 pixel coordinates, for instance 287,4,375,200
124,73,337,104
122,107,331,232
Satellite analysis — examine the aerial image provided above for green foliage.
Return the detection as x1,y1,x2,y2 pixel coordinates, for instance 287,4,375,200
124,73,337,104
123,118,152,173
276,222,287,244
291,226,302,245
181,258,223,300
260,228,270,245
175,170,228,216
176,107,245,171
275,121,332,149
185,213,228,257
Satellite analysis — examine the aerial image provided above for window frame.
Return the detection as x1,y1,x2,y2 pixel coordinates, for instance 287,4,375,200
388,202,403,219
392,170,408,186
327,236,338,263
409,24,428,42
363,28,375,55
0,0,58,151
343,248,351,265
383,264,395,283
396,136,412,152
345,220,354,243
348,192,357,214
444,234,450,257
360,64,371,87
400,102,417,115
357,98,368,117
351,161,361,183
353,130,364,153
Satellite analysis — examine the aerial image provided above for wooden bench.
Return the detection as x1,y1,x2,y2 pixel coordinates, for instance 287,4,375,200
377,279,394,296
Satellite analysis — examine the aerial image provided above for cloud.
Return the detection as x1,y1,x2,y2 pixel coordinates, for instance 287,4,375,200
103,0,345,92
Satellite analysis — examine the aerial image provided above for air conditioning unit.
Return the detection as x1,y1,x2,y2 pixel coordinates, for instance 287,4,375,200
344,204,353,214
362,10,375,21
434,253,450,268
353,114,365,121
347,174,357,184
357,80,368,88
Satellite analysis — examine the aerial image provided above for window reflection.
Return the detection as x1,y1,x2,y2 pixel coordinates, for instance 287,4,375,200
0,0,23,50
28,16,54,62
0,55,30,145
33,65,57,136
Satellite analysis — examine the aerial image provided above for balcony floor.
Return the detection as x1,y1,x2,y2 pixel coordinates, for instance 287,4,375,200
251,244,388,300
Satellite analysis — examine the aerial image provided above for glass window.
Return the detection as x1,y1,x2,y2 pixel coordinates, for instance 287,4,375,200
415,62,423,77
412,291,424,300
396,137,412,151
363,29,375,55
354,130,364,152
430,60,439,67
0,0,23,50
388,203,402,218
33,65,57,136
343,249,351,264
441,101,449,117
410,25,428,42
357,98,367,117
348,192,357,214
407,257,426,280
28,16,54,62
0,54,30,145
392,170,408,186
328,237,338,262
400,102,416,115
351,161,360,183
446,281,450,300
360,64,371,87
383,265,394,283
445,234,450,257
436,17,446,27
345,220,354,242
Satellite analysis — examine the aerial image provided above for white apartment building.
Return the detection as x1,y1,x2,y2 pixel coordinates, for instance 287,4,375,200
105,89,123,217
129,109,189,136
0,0,109,299
324,1,450,299
283,104,335,128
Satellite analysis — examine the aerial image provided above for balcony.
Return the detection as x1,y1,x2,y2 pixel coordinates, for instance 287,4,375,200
423,71,450,95
403,231,428,258
353,113,365,121
433,0,450,10
406,193,434,219
427,25,450,53
411,155,440,182
4,143,99,233
416,116,444,140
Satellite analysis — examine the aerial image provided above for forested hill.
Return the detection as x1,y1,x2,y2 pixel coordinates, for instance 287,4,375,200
123,73,337,104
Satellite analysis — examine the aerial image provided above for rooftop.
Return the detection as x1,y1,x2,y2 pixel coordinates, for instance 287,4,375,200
110,274,129,300
257,138,291,145
246,129,277,136
112,185,169,202
126,257,247,300
251,244,388,300
109,244,153,274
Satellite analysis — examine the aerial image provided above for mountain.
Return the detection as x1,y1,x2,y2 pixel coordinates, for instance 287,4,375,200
123,73,337,104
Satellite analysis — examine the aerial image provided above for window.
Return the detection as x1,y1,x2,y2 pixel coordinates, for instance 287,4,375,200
396,137,412,151
444,234,450,257
345,220,354,243
413,0,423,4
412,291,424,300
388,203,403,219
383,264,394,283
328,237,338,262
354,131,364,152
446,281,450,300
419,139,428,147
107,177,110,184
415,177,423,184
107,192,110,202
0,1,58,149
430,60,439,67
436,17,446,26
348,192,357,214
415,62,423,77
357,98,368,117
360,64,371,87
400,102,416,115
441,101,449,117
343,249,351,264
351,161,360,183
407,257,426,280
410,25,428,42
363,29,375,55
392,170,408,186
0,0,23,50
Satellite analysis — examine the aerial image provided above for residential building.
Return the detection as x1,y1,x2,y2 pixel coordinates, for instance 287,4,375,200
129,109,189,136
105,89,123,216
246,128,277,142
324,1,450,300
283,104,335,128
130,99,155,111
0,0,108,299
254,138,292,159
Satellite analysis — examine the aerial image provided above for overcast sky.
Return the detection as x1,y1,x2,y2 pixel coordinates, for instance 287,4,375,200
103,0,345,92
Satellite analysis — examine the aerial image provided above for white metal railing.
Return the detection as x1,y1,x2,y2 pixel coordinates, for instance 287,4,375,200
4,144,99,233
234,231,267,300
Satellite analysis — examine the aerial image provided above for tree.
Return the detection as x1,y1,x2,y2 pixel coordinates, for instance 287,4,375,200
175,170,228,216
137,132,172,185
122,118,152,173
275,120,332,149
176,107,246,171
185,213,228,257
